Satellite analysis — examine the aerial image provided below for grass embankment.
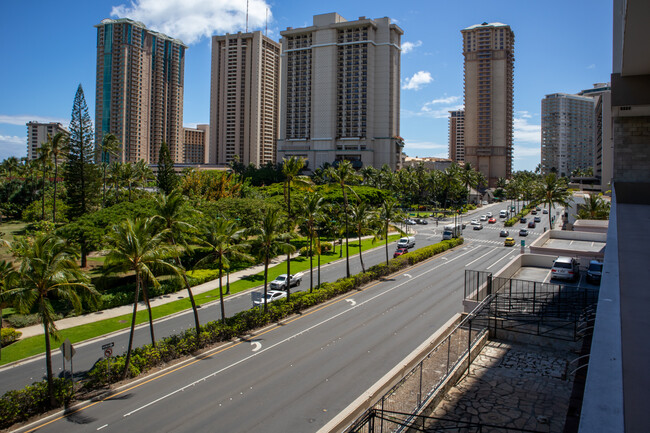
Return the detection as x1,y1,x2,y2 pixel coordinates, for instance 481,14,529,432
0,234,400,365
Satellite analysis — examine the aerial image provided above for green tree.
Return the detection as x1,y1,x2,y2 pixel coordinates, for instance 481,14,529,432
460,162,479,206
536,173,572,229
8,234,97,407
0,260,18,360
157,142,178,195
349,200,374,273
251,209,294,312
96,133,121,208
48,132,69,223
35,142,52,221
297,191,325,291
377,198,404,265
576,193,610,220
103,218,179,379
195,218,252,322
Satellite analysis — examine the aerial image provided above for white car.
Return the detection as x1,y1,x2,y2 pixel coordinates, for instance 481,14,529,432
480,215,488,221
253,290,287,307
269,274,302,290
486,212,493,217
470,219,480,225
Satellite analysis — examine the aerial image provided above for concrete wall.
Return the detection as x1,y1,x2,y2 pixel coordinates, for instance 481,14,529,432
528,229,606,262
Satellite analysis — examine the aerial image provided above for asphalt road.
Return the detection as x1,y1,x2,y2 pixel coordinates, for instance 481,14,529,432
0,201,547,398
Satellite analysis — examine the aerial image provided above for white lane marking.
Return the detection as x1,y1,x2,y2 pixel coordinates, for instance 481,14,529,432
404,274,412,279
97,425,108,431
345,299,357,306
251,342,262,352
122,244,479,418
487,251,516,269
464,247,497,267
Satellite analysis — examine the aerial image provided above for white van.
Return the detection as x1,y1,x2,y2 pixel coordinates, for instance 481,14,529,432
397,236,416,249
499,210,508,218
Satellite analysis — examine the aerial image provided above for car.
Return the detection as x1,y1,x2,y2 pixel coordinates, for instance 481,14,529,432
393,247,409,258
417,218,428,225
397,236,416,248
500,230,509,237
534,216,541,223
253,290,287,307
499,210,508,218
269,273,302,290
531,210,537,215
551,256,580,281
473,223,483,230
480,215,488,221
470,219,480,225
404,219,417,225
519,229,529,236
488,218,497,224
528,221,536,228
504,237,515,246
481,201,488,205
542,209,548,214
520,217,527,223
536,206,541,211
586,260,603,284
486,212,493,217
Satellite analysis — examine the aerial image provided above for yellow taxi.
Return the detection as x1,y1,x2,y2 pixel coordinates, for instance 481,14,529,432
504,237,516,247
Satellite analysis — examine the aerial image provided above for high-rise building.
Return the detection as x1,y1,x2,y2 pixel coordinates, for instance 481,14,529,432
183,124,209,164
95,18,186,165
461,22,514,187
26,121,68,160
579,83,613,192
278,13,403,171
541,93,595,177
209,31,281,167
448,110,465,163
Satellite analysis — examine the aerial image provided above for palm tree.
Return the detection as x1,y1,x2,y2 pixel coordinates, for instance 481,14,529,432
298,192,325,291
281,156,310,301
48,132,69,223
577,193,610,220
195,218,252,322
536,173,571,229
349,200,374,273
135,159,153,190
36,142,52,221
252,209,295,312
0,260,18,360
460,162,478,206
103,218,179,379
377,198,404,265
121,162,137,201
96,133,121,207
325,160,360,278
107,161,122,202
8,234,97,407
152,190,201,336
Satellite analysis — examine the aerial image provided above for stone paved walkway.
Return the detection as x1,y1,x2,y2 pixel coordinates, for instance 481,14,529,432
424,339,578,432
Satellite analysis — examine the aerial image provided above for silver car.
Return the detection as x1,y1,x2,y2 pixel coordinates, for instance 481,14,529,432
550,257,579,281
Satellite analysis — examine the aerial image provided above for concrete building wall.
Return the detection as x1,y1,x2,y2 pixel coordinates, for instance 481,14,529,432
183,124,209,164
26,122,68,160
448,110,465,163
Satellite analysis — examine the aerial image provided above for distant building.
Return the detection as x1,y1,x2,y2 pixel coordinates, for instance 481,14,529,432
26,121,68,160
95,18,186,165
461,22,515,187
579,83,613,192
278,13,403,171
209,31,281,167
541,93,596,177
403,156,453,172
183,124,209,164
448,110,465,163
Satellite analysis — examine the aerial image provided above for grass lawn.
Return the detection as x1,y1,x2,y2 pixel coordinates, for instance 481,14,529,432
0,221,29,261
0,234,400,366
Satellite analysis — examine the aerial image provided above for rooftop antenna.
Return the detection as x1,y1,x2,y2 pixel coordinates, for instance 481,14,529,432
246,0,249,32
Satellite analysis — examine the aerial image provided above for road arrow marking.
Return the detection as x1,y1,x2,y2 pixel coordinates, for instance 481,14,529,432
251,341,262,352
404,274,412,279
345,299,356,306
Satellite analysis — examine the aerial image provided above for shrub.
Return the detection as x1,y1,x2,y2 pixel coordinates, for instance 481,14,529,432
6,313,62,328
0,378,73,429
1,328,21,346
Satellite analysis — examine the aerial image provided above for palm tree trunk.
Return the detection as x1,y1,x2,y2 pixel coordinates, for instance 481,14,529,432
42,167,46,221
317,252,321,291
309,229,313,291
385,224,390,266
53,162,58,223
171,235,200,338
343,189,350,278
141,281,155,347
226,271,230,295
102,163,107,208
218,258,225,323
263,256,269,313
43,321,55,408
286,186,291,301
358,232,365,273
123,274,141,380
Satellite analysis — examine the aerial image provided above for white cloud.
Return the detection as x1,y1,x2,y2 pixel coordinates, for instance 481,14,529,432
0,114,67,126
513,117,541,143
401,71,433,90
513,145,540,159
401,40,422,54
111,0,273,45
516,110,532,119
0,135,26,161
403,140,448,158
423,95,461,107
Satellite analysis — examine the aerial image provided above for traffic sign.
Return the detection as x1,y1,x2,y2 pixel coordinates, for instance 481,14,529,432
102,342,114,350
60,338,75,361
104,348,113,358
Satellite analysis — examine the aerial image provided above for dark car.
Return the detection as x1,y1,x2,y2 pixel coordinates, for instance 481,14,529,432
520,217,527,223
499,230,509,237
586,260,603,284
534,216,541,223
393,247,409,258
528,221,536,228
519,229,528,236
536,206,541,211
531,210,537,215
417,218,428,225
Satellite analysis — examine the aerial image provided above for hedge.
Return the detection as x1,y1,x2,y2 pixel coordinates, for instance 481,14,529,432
1,237,463,428
504,203,539,227
1,328,21,346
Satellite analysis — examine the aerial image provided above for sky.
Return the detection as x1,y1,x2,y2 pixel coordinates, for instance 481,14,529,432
0,0,613,172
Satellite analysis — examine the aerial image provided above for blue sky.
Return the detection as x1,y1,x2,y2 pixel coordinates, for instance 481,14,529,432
0,0,612,171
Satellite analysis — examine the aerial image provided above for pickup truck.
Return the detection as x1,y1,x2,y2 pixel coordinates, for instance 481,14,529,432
269,273,303,290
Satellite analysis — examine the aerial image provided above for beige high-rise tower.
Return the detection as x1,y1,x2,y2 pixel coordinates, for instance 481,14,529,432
278,13,403,171
448,110,465,163
209,31,281,166
461,22,514,186
95,18,186,164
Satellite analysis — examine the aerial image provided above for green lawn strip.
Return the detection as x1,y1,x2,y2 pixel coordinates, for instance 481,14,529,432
0,234,400,365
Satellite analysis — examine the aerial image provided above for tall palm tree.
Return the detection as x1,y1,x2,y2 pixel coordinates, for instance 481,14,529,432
298,191,325,291
536,173,571,229
48,132,69,223
252,209,294,312
121,162,137,201
577,193,610,220
8,234,97,407
460,162,478,206
195,218,252,322
107,161,123,202
281,156,310,301
135,159,153,190
103,218,179,379
349,200,374,273
0,260,18,360
325,160,360,278
377,198,404,266
152,190,201,336
96,133,121,208
36,142,52,221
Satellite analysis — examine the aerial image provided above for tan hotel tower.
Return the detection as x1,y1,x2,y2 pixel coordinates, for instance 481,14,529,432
461,22,514,186
278,13,403,171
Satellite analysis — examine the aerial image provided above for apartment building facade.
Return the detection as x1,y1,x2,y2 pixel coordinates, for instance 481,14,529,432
461,22,515,187
278,13,403,171
95,18,186,165
448,110,465,163
209,31,281,167
541,93,595,177
183,124,209,164
26,121,68,160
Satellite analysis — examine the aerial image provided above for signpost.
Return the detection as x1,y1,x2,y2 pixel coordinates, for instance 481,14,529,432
59,339,76,381
102,342,114,376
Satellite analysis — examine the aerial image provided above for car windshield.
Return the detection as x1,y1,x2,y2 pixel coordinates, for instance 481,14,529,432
589,263,603,272
554,262,572,269
276,275,287,281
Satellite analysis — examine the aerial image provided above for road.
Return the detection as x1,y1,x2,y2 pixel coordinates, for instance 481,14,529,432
0,201,551,398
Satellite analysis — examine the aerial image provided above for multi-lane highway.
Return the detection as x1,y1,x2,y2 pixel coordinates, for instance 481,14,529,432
5,202,552,432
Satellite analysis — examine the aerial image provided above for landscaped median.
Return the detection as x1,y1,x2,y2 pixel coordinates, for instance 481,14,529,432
0,237,462,429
